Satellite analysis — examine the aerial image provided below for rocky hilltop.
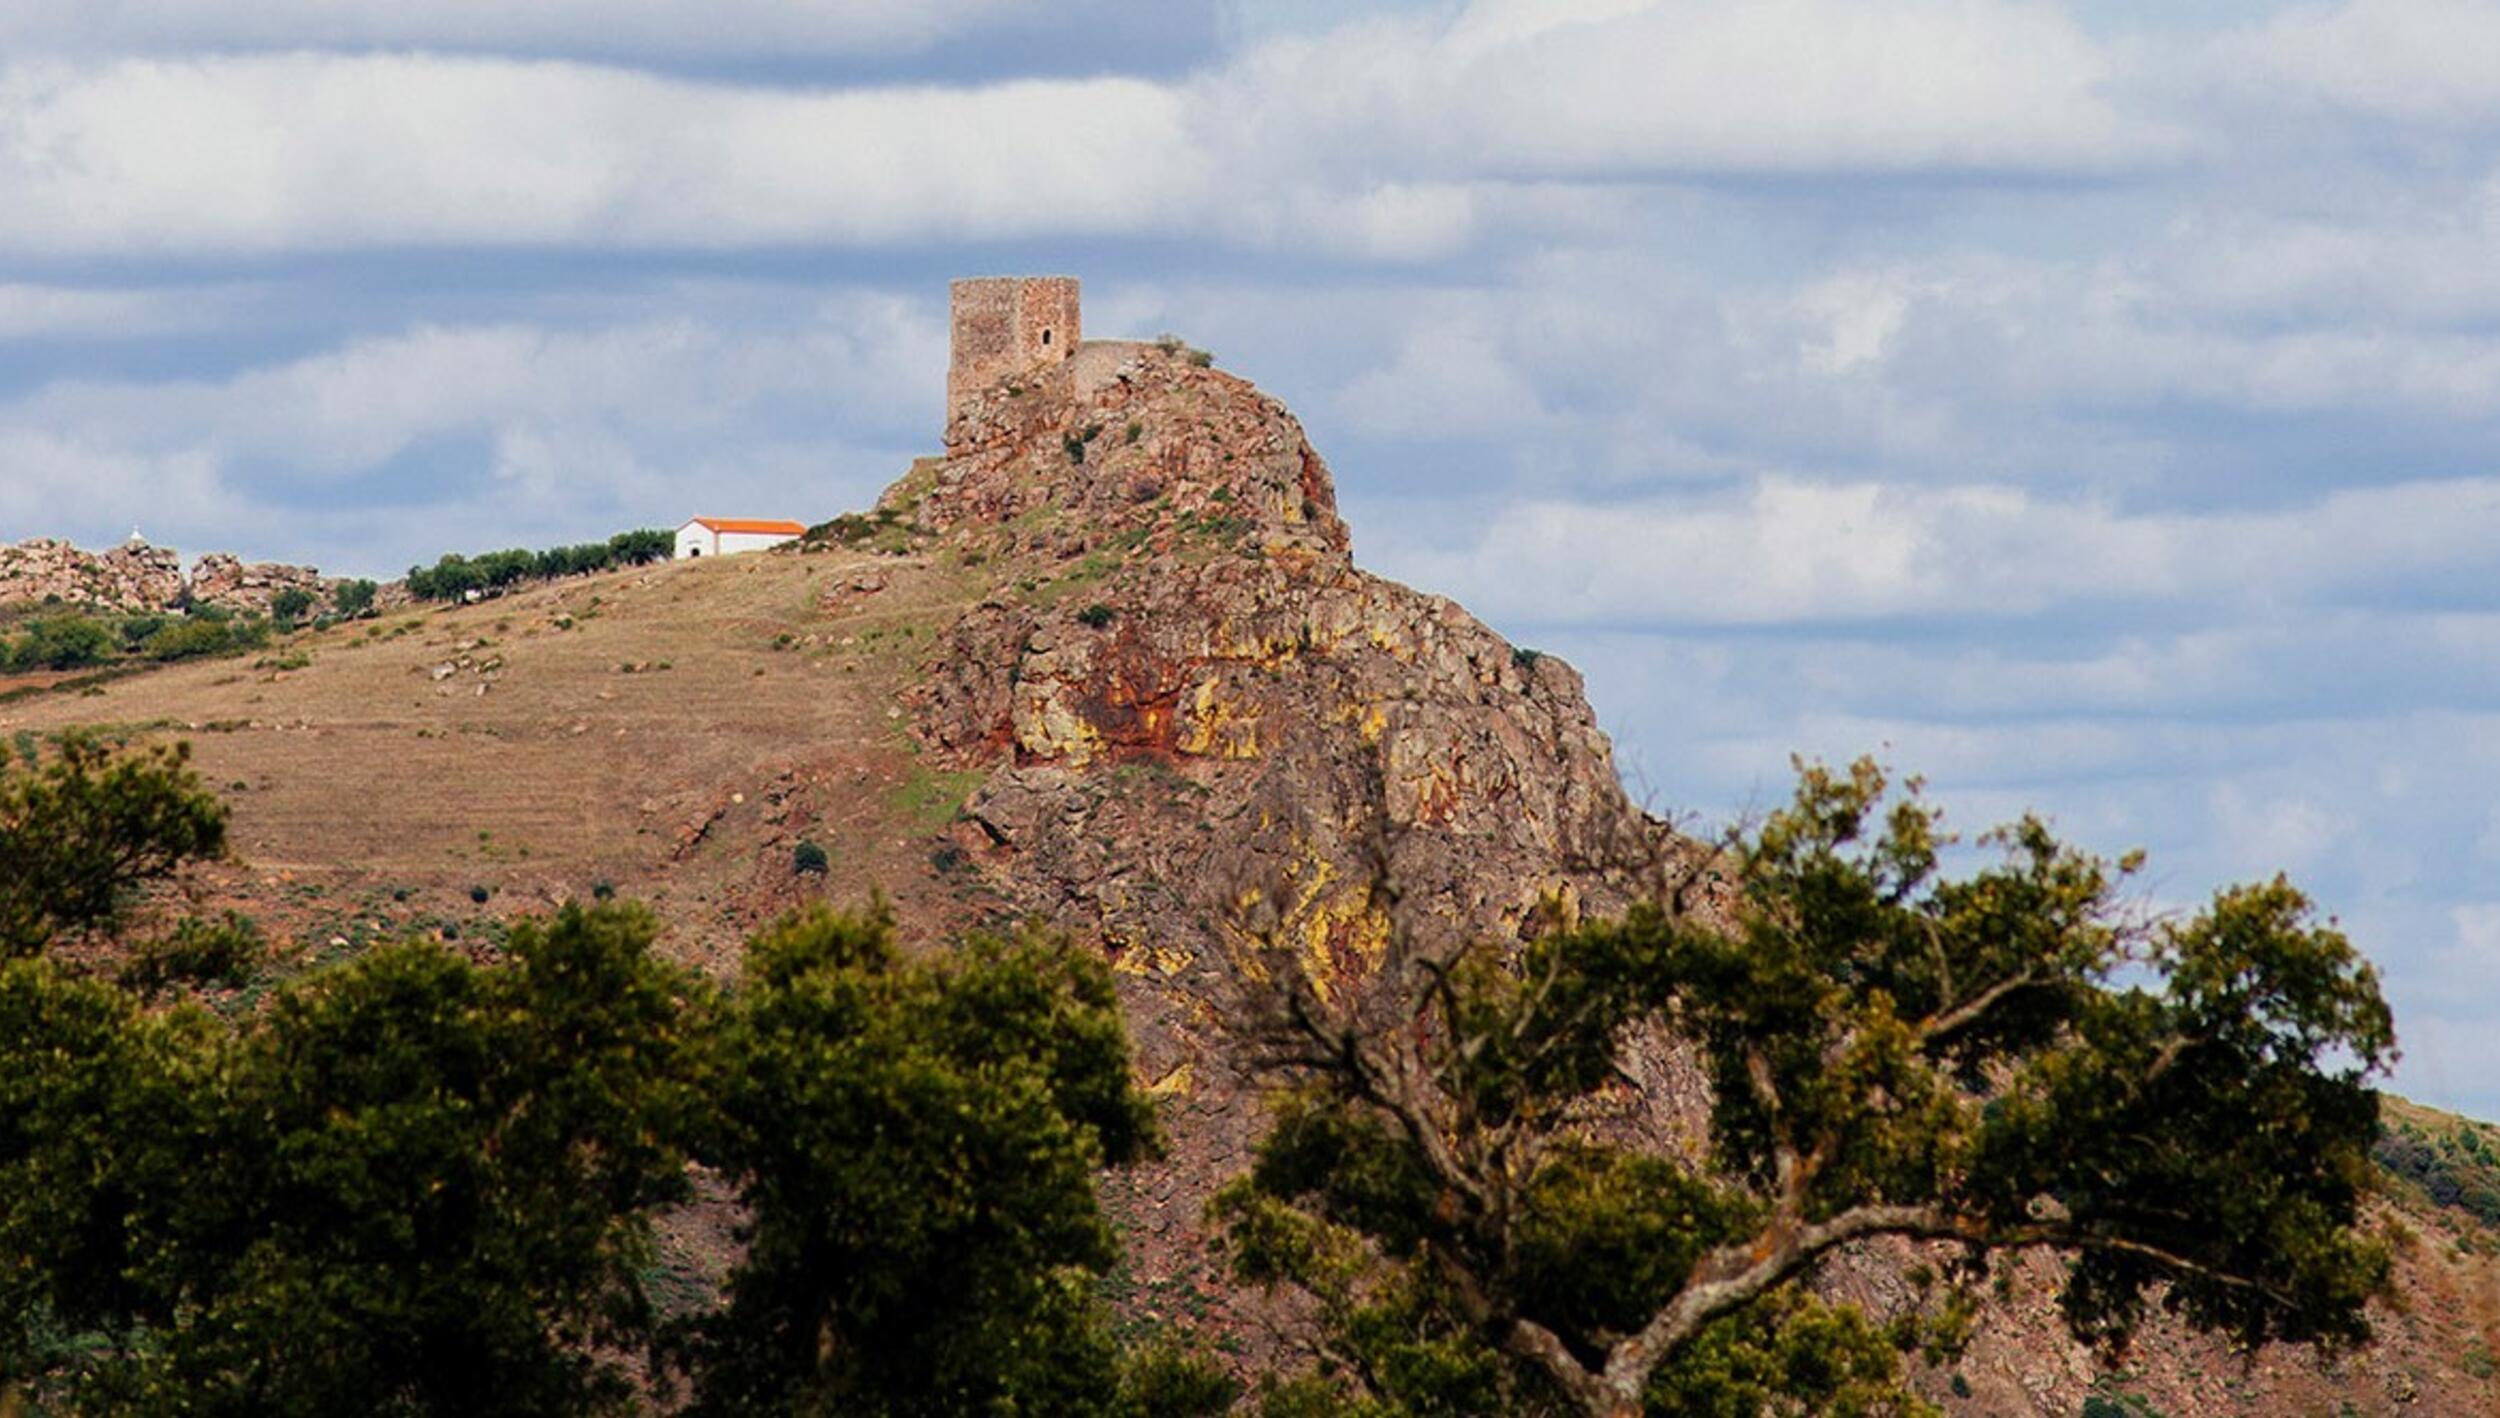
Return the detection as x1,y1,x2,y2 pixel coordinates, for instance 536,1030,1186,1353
0,534,331,615
893,344,1668,1336
2,341,2494,1414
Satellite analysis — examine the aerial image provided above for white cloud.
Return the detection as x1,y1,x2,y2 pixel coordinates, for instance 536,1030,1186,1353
0,429,233,535
0,54,1210,255
1375,473,2500,628
0,282,267,339
2211,784,2350,873
1208,0,2167,181
0,3,2187,259
2204,0,2500,127
9,289,938,471
0,0,1030,59
0,291,943,569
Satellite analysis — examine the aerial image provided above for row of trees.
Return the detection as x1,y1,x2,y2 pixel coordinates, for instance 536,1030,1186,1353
405,530,672,602
0,742,2401,1415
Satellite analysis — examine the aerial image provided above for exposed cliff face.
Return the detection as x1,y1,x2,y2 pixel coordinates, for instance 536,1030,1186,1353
885,345,1664,1333
910,347,1650,969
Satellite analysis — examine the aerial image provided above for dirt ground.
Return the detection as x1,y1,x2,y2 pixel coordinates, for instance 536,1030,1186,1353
0,545,991,979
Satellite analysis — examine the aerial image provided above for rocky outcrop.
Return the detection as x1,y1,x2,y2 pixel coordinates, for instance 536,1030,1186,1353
890,343,1664,1346
184,552,330,614
0,537,336,616
0,537,185,610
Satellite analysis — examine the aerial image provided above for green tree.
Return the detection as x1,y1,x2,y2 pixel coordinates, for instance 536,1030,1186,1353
671,905,1162,1415
7,615,114,672
0,904,708,1415
331,578,378,618
268,587,315,627
1218,759,2396,1416
0,737,226,958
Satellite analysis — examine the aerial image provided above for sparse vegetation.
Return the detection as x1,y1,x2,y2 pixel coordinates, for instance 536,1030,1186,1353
2376,1102,2500,1228
117,910,263,994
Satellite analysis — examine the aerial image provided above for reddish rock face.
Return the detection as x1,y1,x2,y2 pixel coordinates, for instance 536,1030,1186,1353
888,342,1663,1352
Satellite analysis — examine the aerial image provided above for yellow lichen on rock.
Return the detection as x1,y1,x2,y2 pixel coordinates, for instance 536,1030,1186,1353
1178,678,1262,759
1011,681,1103,764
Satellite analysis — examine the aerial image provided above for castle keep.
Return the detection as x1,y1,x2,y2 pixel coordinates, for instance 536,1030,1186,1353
948,276,1080,421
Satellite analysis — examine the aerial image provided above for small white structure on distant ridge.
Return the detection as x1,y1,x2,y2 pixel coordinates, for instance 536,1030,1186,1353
673,516,805,560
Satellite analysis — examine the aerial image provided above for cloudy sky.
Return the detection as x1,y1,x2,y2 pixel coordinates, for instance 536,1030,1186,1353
9,0,2500,1112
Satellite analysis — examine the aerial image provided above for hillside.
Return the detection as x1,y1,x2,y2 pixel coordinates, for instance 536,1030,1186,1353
4,340,2497,1414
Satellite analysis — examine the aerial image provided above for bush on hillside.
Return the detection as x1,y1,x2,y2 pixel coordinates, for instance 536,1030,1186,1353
269,587,315,627
142,615,269,662
118,911,264,994
6,615,115,673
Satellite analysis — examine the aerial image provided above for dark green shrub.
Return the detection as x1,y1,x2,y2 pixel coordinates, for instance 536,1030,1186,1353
332,578,378,617
143,616,269,662
117,613,169,650
0,736,226,958
469,884,491,904
269,588,315,627
1077,603,1115,629
792,841,829,876
9,616,115,672
119,911,263,993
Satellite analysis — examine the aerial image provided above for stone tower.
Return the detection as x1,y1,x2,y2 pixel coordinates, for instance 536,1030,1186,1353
948,276,1080,423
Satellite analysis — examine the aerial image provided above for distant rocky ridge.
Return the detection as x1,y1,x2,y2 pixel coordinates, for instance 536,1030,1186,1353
0,536,334,616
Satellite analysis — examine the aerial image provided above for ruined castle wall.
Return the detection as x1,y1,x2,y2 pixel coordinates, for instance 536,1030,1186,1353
948,276,1079,422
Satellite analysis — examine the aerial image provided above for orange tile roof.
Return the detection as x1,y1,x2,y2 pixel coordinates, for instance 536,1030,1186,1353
687,517,806,536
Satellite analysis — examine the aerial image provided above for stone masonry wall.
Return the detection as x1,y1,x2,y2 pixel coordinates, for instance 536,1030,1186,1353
947,275,1080,432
